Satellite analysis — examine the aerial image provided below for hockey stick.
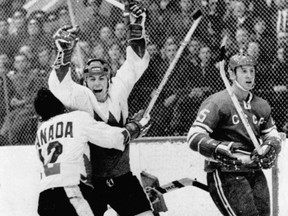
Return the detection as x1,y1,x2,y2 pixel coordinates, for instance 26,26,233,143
219,36,262,155
105,0,125,10
143,10,202,117
67,0,84,76
154,177,209,194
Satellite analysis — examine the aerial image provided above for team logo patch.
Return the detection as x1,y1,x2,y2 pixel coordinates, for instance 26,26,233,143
91,67,101,73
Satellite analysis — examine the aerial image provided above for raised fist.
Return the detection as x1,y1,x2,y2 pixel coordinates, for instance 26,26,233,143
52,25,80,69
124,1,147,42
53,25,80,51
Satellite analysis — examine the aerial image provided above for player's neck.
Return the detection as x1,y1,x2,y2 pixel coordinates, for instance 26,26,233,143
232,85,250,101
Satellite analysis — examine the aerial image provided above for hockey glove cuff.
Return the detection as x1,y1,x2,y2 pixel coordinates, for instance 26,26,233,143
123,110,151,144
124,1,147,46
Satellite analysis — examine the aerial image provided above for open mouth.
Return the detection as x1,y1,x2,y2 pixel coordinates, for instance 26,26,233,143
93,89,102,94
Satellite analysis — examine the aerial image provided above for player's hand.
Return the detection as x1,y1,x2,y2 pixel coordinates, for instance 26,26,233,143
251,137,281,169
124,1,147,42
125,109,151,141
214,142,245,166
145,186,162,204
53,25,80,51
52,25,80,69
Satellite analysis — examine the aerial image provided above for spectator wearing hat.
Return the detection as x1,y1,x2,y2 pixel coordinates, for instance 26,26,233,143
1,52,44,144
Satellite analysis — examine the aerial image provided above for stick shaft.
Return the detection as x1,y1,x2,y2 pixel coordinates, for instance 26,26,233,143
144,15,202,117
105,0,125,10
66,0,84,74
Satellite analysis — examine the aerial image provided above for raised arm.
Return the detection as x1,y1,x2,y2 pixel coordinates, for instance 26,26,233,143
113,1,150,96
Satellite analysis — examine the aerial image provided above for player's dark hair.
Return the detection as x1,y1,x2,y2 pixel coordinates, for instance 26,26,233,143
34,87,66,121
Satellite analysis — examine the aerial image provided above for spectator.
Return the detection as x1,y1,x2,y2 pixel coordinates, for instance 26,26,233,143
81,0,111,43
0,52,44,144
148,42,189,136
129,42,162,114
270,45,288,131
28,10,46,24
18,44,39,70
185,37,201,67
275,0,288,41
43,10,59,38
197,0,225,52
170,45,224,135
91,41,108,60
224,0,254,38
107,43,125,77
165,0,196,45
114,22,127,54
0,53,15,129
144,1,162,46
9,8,28,50
235,27,250,53
247,41,272,101
0,18,17,59
151,0,179,49
99,26,115,51
21,17,50,57
36,44,54,87
250,16,277,65
160,35,176,59
57,5,72,27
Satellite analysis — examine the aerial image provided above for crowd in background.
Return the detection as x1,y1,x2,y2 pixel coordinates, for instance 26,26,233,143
0,0,287,145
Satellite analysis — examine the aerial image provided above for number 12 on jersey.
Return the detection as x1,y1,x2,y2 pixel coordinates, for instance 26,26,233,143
38,141,63,177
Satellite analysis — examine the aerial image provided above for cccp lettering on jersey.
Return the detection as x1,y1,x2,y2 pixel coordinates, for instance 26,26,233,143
232,114,264,125
39,121,73,146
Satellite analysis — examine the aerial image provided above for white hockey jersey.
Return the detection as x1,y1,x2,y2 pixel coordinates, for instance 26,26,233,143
48,46,150,123
35,111,126,192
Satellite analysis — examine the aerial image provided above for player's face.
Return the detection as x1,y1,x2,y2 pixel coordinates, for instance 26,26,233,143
86,74,109,102
235,65,255,90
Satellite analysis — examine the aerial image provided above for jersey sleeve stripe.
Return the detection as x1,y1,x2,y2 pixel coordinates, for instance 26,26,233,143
193,122,213,133
261,125,277,134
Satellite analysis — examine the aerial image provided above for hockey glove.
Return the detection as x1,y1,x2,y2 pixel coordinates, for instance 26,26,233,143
251,137,281,169
124,1,147,43
53,25,80,69
124,110,151,143
213,142,245,167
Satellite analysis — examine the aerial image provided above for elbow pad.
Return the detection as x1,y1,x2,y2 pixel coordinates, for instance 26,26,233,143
189,133,220,158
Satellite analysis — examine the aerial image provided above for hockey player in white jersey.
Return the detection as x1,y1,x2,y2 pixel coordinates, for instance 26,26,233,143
48,1,153,216
34,87,150,216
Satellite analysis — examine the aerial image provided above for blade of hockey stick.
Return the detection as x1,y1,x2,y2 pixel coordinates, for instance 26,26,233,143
219,36,262,155
154,178,209,194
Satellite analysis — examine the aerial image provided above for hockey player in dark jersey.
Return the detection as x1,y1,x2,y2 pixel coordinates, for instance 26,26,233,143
48,1,153,216
187,53,281,216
